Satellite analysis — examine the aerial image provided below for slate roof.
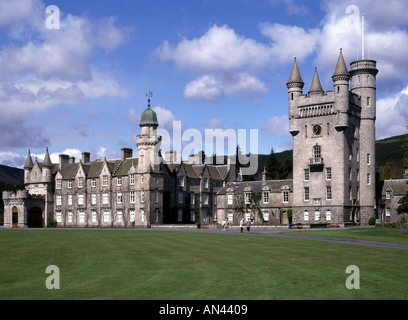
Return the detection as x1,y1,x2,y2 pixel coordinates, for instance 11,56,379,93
381,179,408,196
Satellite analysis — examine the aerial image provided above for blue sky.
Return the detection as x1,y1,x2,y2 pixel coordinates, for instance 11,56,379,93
1,0,408,167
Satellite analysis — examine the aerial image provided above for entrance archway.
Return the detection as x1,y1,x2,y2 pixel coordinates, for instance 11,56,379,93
28,207,43,228
12,207,18,228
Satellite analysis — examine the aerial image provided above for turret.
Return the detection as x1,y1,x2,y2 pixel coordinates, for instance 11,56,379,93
308,68,324,95
286,58,304,136
332,49,351,131
24,149,34,183
42,148,53,183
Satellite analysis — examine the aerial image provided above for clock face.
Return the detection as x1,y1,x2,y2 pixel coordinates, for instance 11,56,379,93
313,125,322,136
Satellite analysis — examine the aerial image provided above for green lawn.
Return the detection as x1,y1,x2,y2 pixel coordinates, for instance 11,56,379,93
1,229,408,300
285,227,408,244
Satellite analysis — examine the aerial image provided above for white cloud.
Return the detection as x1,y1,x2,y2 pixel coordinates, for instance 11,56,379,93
261,115,290,136
0,2,129,150
157,24,272,100
376,87,408,139
184,75,222,101
0,0,44,28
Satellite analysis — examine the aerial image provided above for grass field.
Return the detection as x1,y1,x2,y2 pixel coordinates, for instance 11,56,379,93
1,228,408,300
285,227,408,244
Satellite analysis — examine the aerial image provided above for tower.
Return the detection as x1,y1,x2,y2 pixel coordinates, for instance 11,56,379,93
136,91,162,172
287,49,377,226
135,91,163,227
349,58,378,223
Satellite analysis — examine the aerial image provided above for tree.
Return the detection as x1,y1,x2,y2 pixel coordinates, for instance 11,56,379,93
397,192,408,222
265,148,281,180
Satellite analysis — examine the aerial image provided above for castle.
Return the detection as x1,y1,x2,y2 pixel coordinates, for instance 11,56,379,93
3,50,382,228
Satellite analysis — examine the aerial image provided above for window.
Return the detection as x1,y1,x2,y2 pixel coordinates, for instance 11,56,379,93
78,194,84,206
326,168,332,180
386,190,391,199
204,178,209,189
103,210,110,223
304,169,310,181
141,191,145,203
177,209,183,222
117,177,122,186
130,191,135,204
155,190,159,203
79,211,85,223
386,208,391,217
367,97,371,107
56,195,62,206
68,211,73,223
202,194,209,205
178,176,184,187
263,192,269,204
357,169,360,181
349,186,353,200
102,193,109,205
190,192,195,205
245,193,251,204
227,194,233,205
326,210,332,221
117,192,122,204
190,210,195,222
92,194,96,205
140,175,144,185
130,209,135,222
263,212,270,221
304,187,310,201
314,211,320,221
78,177,84,188
304,211,309,221
92,211,97,223
313,145,321,159
56,211,62,223
130,174,135,185
283,191,289,203
117,211,123,223
141,209,146,222
155,209,159,223
102,175,108,187
91,179,96,188
178,192,183,205
367,153,371,165
68,194,73,206
56,179,61,189
326,186,332,201
349,167,352,180
367,173,371,185
68,180,73,189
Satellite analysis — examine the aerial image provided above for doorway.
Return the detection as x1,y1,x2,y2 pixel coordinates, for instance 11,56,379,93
28,207,43,228
12,207,18,228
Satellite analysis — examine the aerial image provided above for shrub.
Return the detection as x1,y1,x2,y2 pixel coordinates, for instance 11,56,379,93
368,217,376,225
49,219,58,228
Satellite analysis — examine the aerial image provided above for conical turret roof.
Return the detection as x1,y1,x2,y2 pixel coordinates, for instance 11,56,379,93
286,58,304,88
309,68,324,94
332,49,350,80
24,150,34,169
42,148,53,167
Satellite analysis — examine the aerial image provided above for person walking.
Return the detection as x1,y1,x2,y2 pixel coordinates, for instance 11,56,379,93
222,218,227,231
240,218,244,233
246,218,251,232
